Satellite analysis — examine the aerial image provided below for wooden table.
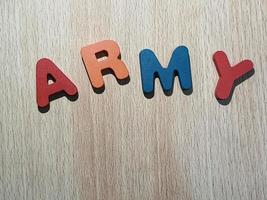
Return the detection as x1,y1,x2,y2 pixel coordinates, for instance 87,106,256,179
1,0,266,199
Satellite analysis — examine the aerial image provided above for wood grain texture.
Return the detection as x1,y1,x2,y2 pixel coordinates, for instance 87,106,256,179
0,0,267,199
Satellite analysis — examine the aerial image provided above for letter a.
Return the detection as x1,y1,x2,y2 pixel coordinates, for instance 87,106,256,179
36,58,78,109
139,46,192,98
81,40,129,92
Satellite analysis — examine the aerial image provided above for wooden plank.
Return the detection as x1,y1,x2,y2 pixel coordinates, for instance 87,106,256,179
0,0,266,199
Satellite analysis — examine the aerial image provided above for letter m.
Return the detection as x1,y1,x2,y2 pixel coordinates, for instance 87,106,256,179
139,46,192,97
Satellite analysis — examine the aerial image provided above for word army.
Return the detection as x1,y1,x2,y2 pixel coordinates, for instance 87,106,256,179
36,40,255,112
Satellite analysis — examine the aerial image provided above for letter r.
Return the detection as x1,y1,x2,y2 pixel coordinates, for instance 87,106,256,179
81,40,129,89
139,46,192,97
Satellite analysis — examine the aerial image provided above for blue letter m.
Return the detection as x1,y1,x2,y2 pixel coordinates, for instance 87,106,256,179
139,46,193,97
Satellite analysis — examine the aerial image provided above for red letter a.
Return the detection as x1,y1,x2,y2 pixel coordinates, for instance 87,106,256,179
36,58,78,110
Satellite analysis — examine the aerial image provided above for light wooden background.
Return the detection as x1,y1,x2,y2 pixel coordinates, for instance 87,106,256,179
1,0,267,199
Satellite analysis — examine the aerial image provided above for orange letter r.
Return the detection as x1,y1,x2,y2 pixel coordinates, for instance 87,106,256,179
81,40,129,91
